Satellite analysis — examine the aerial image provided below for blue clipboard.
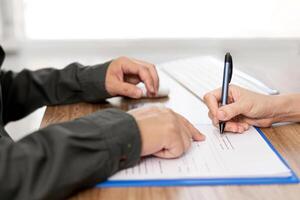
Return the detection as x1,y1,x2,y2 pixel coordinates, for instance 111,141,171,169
96,127,299,188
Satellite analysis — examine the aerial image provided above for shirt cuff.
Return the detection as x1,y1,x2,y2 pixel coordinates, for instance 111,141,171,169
85,108,142,170
78,61,112,102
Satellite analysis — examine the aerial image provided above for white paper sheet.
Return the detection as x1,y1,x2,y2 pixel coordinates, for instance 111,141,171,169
109,125,291,180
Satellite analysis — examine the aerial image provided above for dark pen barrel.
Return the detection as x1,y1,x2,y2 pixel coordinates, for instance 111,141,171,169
221,62,231,106
219,52,233,134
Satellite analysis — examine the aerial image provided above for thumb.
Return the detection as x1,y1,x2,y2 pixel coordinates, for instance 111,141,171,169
217,102,245,121
116,82,143,98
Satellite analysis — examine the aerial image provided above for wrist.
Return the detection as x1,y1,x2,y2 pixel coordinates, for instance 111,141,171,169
79,61,112,101
270,94,300,123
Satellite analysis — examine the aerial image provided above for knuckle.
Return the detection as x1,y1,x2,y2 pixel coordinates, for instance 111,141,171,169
203,93,214,103
139,67,150,78
117,56,129,63
166,123,177,133
118,56,128,61
203,93,210,102
141,66,150,74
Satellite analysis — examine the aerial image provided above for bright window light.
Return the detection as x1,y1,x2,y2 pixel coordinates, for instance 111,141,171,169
24,0,300,39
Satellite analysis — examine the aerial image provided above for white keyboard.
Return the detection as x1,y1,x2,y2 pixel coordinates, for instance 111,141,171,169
159,56,279,100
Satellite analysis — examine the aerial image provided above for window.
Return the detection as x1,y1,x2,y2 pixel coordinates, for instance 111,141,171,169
0,0,24,50
23,0,300,40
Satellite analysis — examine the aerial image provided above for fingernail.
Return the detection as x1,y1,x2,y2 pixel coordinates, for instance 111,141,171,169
195,133,206,141
218,110,226,120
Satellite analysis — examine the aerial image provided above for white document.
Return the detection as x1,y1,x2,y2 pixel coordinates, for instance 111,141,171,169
109,125,291,180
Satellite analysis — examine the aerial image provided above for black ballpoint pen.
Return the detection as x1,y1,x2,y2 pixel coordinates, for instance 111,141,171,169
219,52,233,134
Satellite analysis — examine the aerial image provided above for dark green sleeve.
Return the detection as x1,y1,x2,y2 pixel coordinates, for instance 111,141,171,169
0,61,112,124
0,108,141,200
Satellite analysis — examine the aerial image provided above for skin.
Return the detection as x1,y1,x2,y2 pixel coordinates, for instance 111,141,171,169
203,84,300,133
128,107,205,158
105,57,206,158
105,57,159,98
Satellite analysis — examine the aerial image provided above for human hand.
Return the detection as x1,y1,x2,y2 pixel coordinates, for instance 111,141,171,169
105,57,159,98
203,85,277,133
128,106,206,158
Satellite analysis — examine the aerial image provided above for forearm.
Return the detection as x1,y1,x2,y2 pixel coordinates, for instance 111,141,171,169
1,61,112,124
0,109,141,200
272,94,300,123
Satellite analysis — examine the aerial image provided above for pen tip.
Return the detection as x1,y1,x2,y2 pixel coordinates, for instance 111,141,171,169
219,123,225,134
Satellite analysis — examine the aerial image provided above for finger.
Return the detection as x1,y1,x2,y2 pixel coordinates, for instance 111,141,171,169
237,117,251,131
208,111,219,126
223,121,250,133
176,113,206,141
203,89,222,117
154,134,185,159
124,75,141,85
146,64,159,94
223,121,239,132
116,82,143,98
242,123,250,131
123,59,155,94
122,60,155,95
217,101,247,121
180,126,192,152
131,58,160,93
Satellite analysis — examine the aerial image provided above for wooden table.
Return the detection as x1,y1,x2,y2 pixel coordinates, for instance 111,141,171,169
41,70,300,200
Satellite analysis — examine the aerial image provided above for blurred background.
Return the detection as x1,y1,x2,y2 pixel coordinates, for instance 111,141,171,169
1,0,300,140
2,0,300,43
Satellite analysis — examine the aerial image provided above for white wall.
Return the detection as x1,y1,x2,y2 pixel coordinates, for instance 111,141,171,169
24,0,300,39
